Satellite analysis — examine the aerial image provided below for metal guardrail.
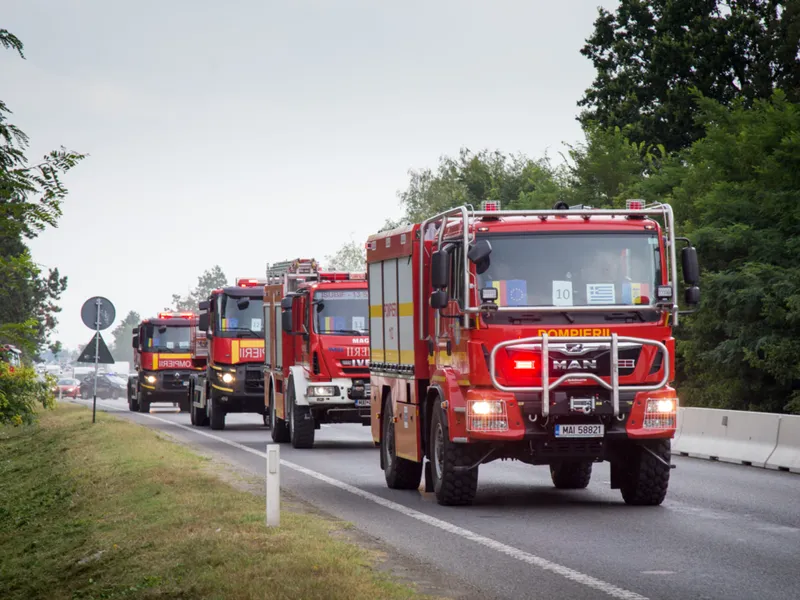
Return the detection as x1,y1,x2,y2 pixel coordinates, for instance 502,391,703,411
488,334,670,418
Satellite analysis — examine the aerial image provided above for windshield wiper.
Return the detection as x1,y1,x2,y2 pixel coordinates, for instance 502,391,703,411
224,327,262,338
604,312,645,323
327,329,368,335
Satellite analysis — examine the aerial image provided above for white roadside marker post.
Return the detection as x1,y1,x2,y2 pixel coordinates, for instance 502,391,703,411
266,444,280,527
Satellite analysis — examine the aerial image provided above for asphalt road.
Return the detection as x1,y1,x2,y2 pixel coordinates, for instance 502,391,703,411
77,398,800,600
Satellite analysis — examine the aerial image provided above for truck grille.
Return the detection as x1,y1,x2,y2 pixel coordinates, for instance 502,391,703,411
244,368,264,393
162,372,190,390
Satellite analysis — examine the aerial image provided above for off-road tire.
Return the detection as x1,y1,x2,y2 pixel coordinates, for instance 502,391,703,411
382,398,423,489
430,399,479,506
271,387,290,443
620,440,671,506
209,396,225,431
263,413,271,428
550,461,592,489
289,380,315,449
190,382,209,427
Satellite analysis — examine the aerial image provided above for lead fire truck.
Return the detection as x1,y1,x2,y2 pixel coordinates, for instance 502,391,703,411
129,312,203,413
189,278,268,430
264,258,371,449
367,200,701,506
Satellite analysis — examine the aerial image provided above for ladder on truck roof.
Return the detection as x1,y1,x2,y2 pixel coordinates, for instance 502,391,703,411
266,258,320,294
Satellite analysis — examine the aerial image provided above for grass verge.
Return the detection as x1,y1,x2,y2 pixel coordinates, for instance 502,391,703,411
0,403,432,600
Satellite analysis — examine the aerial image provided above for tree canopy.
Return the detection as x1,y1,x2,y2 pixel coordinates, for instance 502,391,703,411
578,0,800,152
324,240,366,272
110,311,141,365
170,266,228,312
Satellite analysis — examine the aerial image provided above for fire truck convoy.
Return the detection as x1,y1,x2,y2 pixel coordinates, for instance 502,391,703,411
129,312,202,413
189,278,268,430
264,259,371,449
367,200,700,506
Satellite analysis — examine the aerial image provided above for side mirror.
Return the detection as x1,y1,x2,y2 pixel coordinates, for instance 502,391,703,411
280,297,293,310
281,310,293,333
131,335,138,349
467,239,492,264
198,300,209,311
315,302,324,313
237,298,250,310
198,313,209,332
681,246,700,285
158,326,167,334
684,286,700,306
430,290,449,309
431,250,449,289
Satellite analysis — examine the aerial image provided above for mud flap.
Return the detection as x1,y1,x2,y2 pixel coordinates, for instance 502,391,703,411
424,460,434,493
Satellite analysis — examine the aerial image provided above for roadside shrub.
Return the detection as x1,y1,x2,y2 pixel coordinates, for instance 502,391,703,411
0,363,55,425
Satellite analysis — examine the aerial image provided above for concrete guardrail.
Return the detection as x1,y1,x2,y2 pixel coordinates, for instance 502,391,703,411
672,406,800,473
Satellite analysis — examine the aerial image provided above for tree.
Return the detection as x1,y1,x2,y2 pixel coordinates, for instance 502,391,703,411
171,266,227,311
110,310,140,364
578,1,800,152
325,240,366,272
396,148,569,223
634,90,800,414
0,29,85,360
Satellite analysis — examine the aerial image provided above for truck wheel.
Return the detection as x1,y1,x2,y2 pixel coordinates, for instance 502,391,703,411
270,387,290,443
288,381,315,449
619,440,671,506
138,392,150,414
430,398,478,506
209,396,225,431
190,382,209,427
550,461,592,489
129,390,140,412
381,398,422,489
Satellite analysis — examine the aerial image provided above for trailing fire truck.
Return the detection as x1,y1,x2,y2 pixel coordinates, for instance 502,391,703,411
0,344,22,372
367,200,700,506
129,312,203,413
264,258,370,449
189,278,268,430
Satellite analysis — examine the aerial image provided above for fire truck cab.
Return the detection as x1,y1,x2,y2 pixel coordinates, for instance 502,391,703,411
129,312,201,413
0,344,22,371
368,200,701,506
264,258,371,449
190,278,268,430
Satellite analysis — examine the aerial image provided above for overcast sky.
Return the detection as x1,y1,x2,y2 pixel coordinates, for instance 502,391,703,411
4,0,617,350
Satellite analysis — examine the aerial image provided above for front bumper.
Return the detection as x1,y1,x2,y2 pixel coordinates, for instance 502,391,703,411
208,364,265,412
140,369,194,402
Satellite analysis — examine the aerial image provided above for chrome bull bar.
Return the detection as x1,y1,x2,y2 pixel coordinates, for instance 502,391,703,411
488,334,670,418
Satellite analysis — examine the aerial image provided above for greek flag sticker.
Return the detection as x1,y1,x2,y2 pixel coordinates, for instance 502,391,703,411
587,283,615,305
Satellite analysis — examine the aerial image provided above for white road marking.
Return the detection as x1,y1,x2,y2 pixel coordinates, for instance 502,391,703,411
76,399,648,600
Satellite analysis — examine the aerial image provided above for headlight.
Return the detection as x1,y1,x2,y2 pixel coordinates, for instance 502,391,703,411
221,372,235,384
145,375,157,384
469,400,504,415
648,398,676,413
307,385,339,397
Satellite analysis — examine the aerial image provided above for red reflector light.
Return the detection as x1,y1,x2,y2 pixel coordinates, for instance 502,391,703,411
626,199,644,210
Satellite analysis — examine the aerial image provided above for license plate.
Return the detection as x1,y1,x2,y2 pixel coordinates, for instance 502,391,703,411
355,397,370,407
554,423,604,438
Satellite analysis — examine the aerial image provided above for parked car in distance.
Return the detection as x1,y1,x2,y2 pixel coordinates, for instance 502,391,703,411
80,373,127,399
54,377,81,399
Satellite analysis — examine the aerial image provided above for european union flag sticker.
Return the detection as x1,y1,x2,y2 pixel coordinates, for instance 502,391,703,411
506,280,528,306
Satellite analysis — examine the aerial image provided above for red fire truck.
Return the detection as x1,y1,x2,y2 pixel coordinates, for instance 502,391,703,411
0,344,22,372
264,258,371,449
189,278,268,430
367,200,700,506
129,312,202,413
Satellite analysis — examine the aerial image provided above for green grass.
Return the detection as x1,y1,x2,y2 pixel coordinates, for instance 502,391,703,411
0,404,433,600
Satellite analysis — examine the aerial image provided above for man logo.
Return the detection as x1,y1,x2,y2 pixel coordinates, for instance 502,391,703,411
552,359,597,371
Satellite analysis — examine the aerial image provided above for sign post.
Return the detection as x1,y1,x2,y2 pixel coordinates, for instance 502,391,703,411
79,296,116,423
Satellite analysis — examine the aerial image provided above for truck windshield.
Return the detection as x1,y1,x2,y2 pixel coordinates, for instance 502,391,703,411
217,294,264,337
314,289,369,335
141,324,192,352
476,232,662,312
